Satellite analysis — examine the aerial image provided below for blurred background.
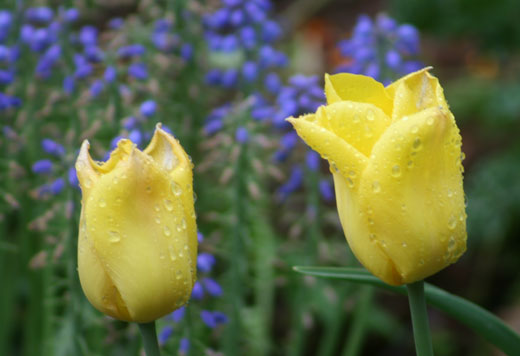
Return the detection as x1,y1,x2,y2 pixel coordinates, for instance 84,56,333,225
1,0,519,355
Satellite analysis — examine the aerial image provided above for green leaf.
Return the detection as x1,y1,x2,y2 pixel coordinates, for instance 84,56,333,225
293,266,520,356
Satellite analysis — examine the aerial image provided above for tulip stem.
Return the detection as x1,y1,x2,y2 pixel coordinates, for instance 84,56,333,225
407,281,434,356
138,321,161,356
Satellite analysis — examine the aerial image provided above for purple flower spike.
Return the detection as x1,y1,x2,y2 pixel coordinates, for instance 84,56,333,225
158,325,173,346
140,100,156,117
41,139,65,156
32,159,53,174
197,253,216,273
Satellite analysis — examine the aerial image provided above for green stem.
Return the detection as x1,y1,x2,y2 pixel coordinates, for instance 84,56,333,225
343,286,374,356
138,322,161,356
406,281,434,356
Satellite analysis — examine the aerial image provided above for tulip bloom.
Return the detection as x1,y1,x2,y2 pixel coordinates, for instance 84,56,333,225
288,68,466,285
75,124,197,322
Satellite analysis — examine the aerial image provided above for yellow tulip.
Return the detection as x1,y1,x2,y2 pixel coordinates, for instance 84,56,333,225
288,68,467,286
75,124,197,322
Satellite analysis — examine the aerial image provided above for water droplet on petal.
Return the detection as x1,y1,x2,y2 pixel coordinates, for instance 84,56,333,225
369,233,376,241
412,138,422,150
146,186,152,194
108,230,120,243
411,125,419,134
154,204,160,212
171,182,182,197
164,199,173,211
391,165,401,178
169,245,177,261
447,215,457,230
371,181,381,193
99,199,106,208
346,177,354,188
402,242,408,248
427,116,435,126
85,178,92,188
163,226,171,237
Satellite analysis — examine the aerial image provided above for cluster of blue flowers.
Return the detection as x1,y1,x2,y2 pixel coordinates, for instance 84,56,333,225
31,139,78,198
336,13,422,84
150,17,193,61
203,0,286,89
159,232,227,350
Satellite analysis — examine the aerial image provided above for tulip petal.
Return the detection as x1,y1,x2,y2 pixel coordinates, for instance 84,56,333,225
315,102,392,157
325,73,392,115
144,124,197,284
333,172,402,285
78,209,132,320
385,68,449,122
358,106,466,285
287,114,368,188
80,146,194,322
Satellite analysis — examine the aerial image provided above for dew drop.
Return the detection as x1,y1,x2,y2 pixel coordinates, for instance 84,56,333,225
146,186,152,194
368,218,374,226
353,114,361,124
348,170,356,178
402,242,408,248
427,116,435,126
369,233,376,241
407,160,414,169
171,182,182,197
346,177,354,188
371,181,381,193
164,199,173,211
447,215,457,230
175,270,182,280
181,218,187,230
108,230,120,243
331,163,339,173
98,199,106,208
411,125,419,134
367,110,375,121
391,165,401,178
113,176,119,185
448,236,456,250
163,226,171,237
154,204,160,212
447,189,453,198
155,216,161,224
84,178,92,188
193,191,198,202
412,137,422,150
168,245,177,261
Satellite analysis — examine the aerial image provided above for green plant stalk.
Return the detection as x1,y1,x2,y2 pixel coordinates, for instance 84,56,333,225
406,281,434,356
342,286,374,356
293,266,520,355
288,166,321,356
224,136,248,355
138,322,161,356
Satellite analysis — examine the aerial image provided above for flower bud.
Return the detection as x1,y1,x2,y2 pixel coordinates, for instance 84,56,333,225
75,124,197,322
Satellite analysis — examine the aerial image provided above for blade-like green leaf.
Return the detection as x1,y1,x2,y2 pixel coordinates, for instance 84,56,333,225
293,266,520,356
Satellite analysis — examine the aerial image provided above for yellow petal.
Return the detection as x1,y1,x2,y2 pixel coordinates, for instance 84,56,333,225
385,67,449,122
357,106,466,285
325,73,393,115
287,113,368,188
315,101,392,157
333,172,402,284
144,124,197,284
